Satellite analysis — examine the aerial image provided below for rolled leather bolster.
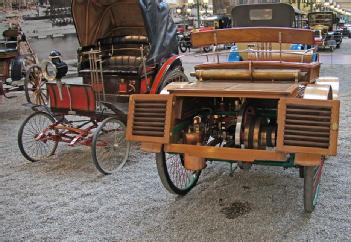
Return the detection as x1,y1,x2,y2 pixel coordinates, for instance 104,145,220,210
247,52,313,63
191,69,306,81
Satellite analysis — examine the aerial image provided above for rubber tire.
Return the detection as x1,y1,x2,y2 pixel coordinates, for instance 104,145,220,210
156,150,201,195
179,42,188,53
18,111,58,162
157,68,188,94
91,117,130,175
203,46,211,53
10,57,23,81
299,166,304,178
303,163,323,213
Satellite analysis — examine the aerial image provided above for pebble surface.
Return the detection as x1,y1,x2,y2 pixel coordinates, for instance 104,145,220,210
0,39,350,241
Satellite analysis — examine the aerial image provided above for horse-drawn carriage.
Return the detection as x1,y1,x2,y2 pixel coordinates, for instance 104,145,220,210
0,24,41,103
17,0,186,174
125,4,340,212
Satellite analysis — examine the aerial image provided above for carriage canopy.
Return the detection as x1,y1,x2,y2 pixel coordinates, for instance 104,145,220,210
72,0,178,63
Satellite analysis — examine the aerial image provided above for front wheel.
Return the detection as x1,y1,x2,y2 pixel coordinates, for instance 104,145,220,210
24,65,48,105
178,41,188,53
203,46,212,53
156,149,201,195
18,111,58,162
303,160,324,213
91,117,130,175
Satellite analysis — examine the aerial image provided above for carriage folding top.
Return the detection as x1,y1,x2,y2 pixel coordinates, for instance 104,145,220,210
72,0,178,65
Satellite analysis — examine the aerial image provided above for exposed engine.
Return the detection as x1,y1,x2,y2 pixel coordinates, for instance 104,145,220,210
180,97,277,150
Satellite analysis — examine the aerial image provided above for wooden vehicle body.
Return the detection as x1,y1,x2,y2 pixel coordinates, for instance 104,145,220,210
126,27,340,212
17,0,186,174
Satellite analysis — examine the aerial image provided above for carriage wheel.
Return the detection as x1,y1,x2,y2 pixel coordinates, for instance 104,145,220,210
156,149,201,195
91,117,130,175
157,68,188,94
24,65,47,105
303,159,324,213
18,112,58,162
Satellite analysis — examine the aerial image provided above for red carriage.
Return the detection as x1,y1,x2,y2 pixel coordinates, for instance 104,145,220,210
17,0,187,174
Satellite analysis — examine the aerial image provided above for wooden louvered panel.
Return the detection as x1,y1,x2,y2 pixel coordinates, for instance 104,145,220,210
277,98,340,155
126,94,174,143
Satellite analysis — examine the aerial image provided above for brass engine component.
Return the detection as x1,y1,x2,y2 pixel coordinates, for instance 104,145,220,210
184,154,206,171
315,77,339,100
184,116,205,171
303,84,333,100
185,132,201,145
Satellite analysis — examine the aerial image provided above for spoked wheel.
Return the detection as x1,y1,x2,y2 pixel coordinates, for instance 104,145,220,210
157,68,188,94
178,41,188,53
91,117,131,175
18,111,58,162
303,159,325,213
24,65,47,105
156,149,201,195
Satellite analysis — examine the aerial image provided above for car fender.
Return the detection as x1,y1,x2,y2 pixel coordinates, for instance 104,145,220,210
150,55,182,94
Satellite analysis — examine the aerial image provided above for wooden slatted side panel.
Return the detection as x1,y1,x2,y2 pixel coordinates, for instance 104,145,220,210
126,94,174,143
191,27,315,47
277,98,340,155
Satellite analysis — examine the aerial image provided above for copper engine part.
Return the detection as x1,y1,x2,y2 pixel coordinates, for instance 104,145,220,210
184,116,206,171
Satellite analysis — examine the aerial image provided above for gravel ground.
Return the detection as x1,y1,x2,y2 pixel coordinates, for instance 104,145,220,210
1,40,351,241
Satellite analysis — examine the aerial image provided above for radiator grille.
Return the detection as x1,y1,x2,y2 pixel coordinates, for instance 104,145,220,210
132,100,167,137
283,104,331,149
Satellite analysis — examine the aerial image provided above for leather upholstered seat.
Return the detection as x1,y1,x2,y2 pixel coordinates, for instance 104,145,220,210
103,56,142,73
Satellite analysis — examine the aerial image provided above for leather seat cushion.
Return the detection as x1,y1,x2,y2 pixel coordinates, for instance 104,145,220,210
103,56,142,72
112,35,148,45
99,35,148,46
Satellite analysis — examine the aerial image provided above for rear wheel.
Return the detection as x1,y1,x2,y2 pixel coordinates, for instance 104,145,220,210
157,68,188,94
24,65,47,105
303,159,324,213
156,149,201,195
91,117,130,175
18,111,58,162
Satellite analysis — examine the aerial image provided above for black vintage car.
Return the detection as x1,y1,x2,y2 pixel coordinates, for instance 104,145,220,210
308,12,342,50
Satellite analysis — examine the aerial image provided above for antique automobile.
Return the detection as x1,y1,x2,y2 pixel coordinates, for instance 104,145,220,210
17,0,186,174
178,16,230,53
231,3,305,29
125,27,340,212
229,3,312,55
178,29,212,53
308,11,342,51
